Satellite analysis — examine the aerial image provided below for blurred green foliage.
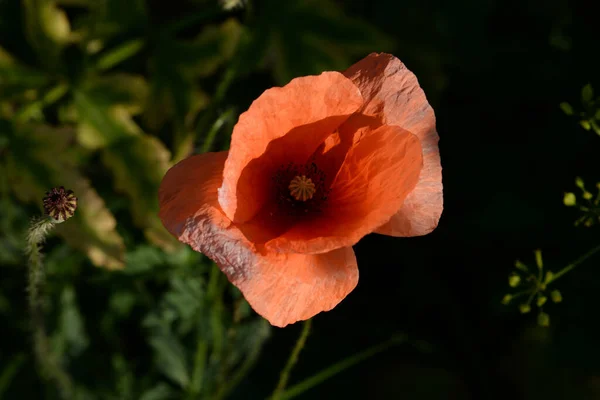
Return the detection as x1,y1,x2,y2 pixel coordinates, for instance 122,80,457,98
0,0,396,398
2,0,600,399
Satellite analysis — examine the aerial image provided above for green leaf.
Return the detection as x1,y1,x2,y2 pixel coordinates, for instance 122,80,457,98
145,19,240,131
0,46,51,102
73,73,149,149
163,276,205,334
0,354,26,398
52,286,89,358
96,39,145,71
0,64,49,87
83,73,149,114
74,90,137,149
101,134,178,250
112,354,134,400
243,0,394,84
147,332,190,388
22,0,71,68
123,245,166,275
138,383,176,400
109,291,137,317
5,123,125,269
73,0,147,42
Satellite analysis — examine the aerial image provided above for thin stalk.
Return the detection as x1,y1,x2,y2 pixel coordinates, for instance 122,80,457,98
271,335,408,400
547,243,600,284
27,217,74,399
270,319,312,400
186,338,208,399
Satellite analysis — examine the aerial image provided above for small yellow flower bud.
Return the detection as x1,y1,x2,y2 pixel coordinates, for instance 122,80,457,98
501,294,512,305
544,271,554,284
536,296,547,307
551,290,562,303
583,191,593,200
508,273,521,288
534,249,543,269
537,312,550,327
559,102,573,116
519,304,531,314
514,260,528,272
580,120,591,131
563,192,576,206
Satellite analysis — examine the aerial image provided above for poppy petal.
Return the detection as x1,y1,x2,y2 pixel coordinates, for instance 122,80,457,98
238,246,358,328
159,151,232,240
266,124,423,254
344,53,443,236
218,71,363,224
158,152,358,327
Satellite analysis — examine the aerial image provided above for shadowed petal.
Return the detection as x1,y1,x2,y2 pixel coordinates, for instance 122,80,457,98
344,53,443,236
266,124,423,254
158,152,359,327
218,71,363,224
239,246,358,328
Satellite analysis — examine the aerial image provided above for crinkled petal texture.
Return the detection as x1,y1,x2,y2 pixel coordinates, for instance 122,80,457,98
159,152,359,327
265,125,423,254
218,71,363,224
344,53,443,236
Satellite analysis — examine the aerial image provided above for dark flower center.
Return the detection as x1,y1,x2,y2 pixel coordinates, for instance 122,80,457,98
272,161,329,215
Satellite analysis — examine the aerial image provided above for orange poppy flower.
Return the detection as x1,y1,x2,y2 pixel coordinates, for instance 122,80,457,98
159,53,442,327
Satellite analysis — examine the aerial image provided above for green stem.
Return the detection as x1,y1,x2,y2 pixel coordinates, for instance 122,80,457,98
270,319,312,400
186,338,208,399
27,217,74,399
200,108,235,153
205,264,226,397
214,330,264,400
195,65,238,152
547,242,600,284
271,335,408,400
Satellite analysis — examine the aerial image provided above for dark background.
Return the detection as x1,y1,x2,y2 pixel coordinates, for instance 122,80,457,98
1,0,599,399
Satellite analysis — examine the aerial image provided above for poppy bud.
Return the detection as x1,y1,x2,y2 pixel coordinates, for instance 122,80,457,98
43,186,77,223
